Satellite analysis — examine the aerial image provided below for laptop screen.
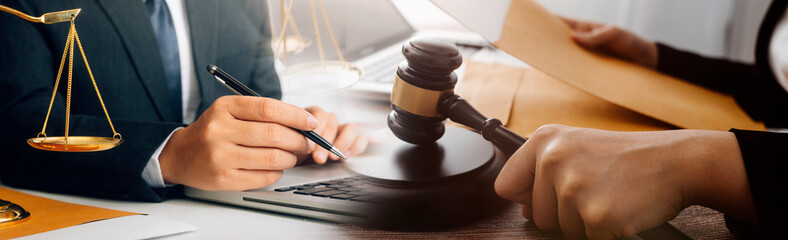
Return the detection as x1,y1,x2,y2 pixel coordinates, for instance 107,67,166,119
267,0,415,64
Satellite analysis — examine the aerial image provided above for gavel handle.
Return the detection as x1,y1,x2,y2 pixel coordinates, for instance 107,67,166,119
439,94,525,156
439,94,690,240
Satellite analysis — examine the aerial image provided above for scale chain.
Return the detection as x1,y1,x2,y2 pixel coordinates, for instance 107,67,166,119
39,20,74,138
65,19,74,147
308,0,324,68
36,16,121,149
316,0,343,62
73,19,120,141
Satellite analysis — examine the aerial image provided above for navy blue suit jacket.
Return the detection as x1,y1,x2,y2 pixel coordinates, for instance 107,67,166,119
0,0,280,202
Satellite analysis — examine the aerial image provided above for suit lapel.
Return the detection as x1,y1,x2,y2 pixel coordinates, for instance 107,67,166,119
96,0,175,122
185,0,219,106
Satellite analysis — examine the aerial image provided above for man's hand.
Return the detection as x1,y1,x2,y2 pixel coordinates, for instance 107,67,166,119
494,124,756,239
304,106,369,164
158,96,318,191
561,17,658,69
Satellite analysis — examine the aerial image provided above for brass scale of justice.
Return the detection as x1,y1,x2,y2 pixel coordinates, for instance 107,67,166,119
0,5,122,153
0,4,121,228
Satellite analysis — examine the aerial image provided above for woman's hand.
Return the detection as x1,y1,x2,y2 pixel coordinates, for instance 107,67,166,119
562,17,658,69
494,124,756,239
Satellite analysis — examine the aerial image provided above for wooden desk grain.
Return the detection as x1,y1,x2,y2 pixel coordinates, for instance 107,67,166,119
333,204,733,239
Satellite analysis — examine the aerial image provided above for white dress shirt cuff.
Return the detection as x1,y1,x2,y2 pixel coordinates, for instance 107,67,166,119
143,127,184,188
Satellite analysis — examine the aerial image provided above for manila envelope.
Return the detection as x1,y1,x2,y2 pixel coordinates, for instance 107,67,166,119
457,61,675,137
433,0,765,131
0,186,138,239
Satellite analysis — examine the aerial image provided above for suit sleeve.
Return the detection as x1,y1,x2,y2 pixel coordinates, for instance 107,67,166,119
0,2,182,202
656,43,788,127
242,0,281,100
724,129,788,238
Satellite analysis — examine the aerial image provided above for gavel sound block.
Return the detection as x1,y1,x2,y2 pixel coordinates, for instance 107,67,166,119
346,35,689,238
343,35,515,229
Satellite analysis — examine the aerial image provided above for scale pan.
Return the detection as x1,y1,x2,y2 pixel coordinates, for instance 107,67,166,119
0,200,30,227
27,136,122,152
278,60,363,95
271,36,311,55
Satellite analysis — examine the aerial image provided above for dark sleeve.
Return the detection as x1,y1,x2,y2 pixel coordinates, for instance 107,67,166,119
0,1,182,202
655,43,757,94
249,49,282,100
655,43,788,127
724,129,788,238
242,0,281,100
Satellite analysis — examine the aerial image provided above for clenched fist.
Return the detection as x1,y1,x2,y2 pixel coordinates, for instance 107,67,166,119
495,124,756,239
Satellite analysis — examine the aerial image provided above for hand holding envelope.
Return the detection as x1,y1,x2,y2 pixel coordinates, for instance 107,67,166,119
434,0,765,131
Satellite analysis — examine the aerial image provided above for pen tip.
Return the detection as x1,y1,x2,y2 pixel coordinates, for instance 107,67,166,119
207,64,216,73
330,147,347,159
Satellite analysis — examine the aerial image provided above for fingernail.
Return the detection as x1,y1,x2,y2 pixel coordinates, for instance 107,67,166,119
344,151,352,158
307,116,319,130
319,151,328,164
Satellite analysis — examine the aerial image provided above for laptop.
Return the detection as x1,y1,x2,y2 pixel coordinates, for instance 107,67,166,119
266,0,489,101
184,0,495,225
185,161,370,223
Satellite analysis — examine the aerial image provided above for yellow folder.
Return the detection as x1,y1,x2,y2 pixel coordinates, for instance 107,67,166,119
457,61,676,137
436,0,765,131
0,186,138,239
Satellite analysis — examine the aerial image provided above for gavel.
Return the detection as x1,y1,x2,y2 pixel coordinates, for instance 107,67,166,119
387,35,526,156
386,35,689,240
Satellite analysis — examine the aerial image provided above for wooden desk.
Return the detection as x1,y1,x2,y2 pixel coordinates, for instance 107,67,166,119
335,204,734,239
5,184,734,239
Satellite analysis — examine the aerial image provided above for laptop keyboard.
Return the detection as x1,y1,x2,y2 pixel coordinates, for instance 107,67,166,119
359,51,404,83
359,45,480,84
273,177,379,202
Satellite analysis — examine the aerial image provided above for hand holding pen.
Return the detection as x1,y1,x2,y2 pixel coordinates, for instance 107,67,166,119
208,64,368,163
158,89,321,190
154,65,366,191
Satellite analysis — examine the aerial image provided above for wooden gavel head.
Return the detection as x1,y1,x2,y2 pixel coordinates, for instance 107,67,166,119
388,36,527,154
388,35,463,145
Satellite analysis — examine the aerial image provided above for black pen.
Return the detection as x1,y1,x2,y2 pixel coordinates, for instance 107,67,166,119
207,64,347,159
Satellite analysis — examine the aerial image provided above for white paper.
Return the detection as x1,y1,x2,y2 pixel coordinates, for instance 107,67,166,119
15,215,197,240
469,48,529,68
429,0,511,42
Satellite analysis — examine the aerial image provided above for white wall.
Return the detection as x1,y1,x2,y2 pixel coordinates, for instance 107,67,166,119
728,0,772,62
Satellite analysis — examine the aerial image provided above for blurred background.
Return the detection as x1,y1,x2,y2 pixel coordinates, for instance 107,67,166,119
268,0,771,68
391,0,771,63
